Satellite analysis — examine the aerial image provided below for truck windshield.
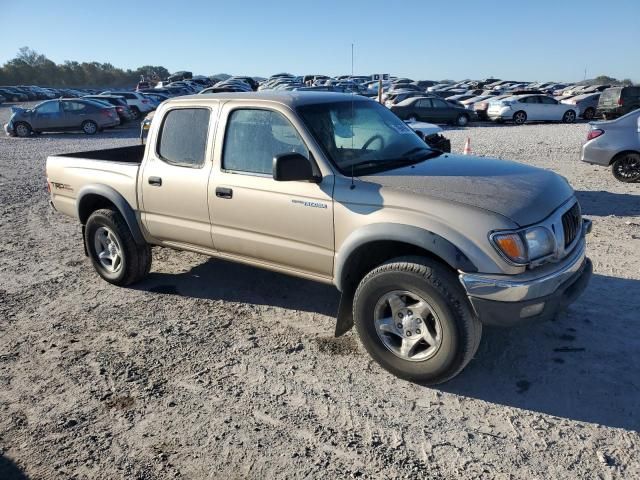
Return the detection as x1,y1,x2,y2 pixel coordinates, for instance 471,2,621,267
298,99,439,175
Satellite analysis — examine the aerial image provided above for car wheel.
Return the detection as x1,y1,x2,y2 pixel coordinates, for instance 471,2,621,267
456,114,469,127
583,107,595,120
130,107,141,120
562,110,577,123
353,256,482,384
513,111,527,125
611,153,640,183
82,120,98,135
14,122,32,137
85,208,152,286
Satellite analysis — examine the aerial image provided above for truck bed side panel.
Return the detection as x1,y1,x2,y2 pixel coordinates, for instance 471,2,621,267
47,156,140,220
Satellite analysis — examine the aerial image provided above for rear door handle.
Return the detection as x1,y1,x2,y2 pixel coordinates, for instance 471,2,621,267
216,187,233,199
148,176,162,186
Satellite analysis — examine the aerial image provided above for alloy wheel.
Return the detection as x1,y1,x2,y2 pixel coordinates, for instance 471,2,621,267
93,226,123,273
373,290,443,362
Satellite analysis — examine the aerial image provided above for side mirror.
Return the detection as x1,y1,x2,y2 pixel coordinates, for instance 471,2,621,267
273,153,320,183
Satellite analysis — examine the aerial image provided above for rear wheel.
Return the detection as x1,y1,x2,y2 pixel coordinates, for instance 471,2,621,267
583,107,595,120
130,107,141,120
85,209,152,286
14,122,31,137
513,111,527,125
353,256,482,384
455,114,469,127
611,153,640,183
562,110,577,123
82,120,98,135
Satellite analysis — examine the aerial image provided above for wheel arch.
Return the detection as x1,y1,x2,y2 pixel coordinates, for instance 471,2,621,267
334,224,478,293
609,149,640,166
77,185,145,245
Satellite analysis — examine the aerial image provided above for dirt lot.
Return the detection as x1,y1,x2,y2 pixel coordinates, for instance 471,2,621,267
0,103,639,479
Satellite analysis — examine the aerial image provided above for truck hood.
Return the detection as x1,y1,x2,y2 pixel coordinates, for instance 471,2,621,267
359,154,574,227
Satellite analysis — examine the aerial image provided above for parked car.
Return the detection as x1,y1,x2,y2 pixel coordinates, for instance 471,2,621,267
581,109,640,182
0,87,29,102
5,98,119,137
384,91,426,107
596,86,640,120
99,91,154,119
391,96,478,126
487,94,578,125
561,93,600,120
84,95,134,122
406,120,451,152
46,92,591,384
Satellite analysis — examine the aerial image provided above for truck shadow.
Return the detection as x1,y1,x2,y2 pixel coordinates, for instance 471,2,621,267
136,258,340,317
136,261,639,431
439,273,640,431
576,190,640,217
0,454,28,480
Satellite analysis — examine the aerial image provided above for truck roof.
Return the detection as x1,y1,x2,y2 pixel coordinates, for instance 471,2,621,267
177,91,372,107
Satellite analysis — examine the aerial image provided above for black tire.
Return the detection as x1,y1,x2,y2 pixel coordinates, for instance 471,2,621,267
562,110,577,124
611,153,640,183
85,208,152,286
583,107,595,120
82,120,98,135
130,107,141,120
513,110,527,125
353,256,482,384
455,114,469,127
14,121,32,137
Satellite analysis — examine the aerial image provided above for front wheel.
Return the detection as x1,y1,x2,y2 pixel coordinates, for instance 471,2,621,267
130,107,141,120
85,209,152,286
14,122,32,137
353,257,482,384
612,153,640,183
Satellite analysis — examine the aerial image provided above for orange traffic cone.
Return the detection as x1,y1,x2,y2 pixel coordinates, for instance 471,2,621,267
463,137,471,155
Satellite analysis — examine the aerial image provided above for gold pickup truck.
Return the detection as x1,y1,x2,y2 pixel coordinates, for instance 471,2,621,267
46,92,592,383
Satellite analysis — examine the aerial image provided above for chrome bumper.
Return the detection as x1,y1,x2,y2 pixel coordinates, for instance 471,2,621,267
459,219,592,303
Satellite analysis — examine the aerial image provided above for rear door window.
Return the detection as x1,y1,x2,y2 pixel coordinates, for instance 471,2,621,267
157,108,210,167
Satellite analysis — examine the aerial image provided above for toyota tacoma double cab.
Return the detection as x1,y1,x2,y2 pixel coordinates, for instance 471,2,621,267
46,92,592,384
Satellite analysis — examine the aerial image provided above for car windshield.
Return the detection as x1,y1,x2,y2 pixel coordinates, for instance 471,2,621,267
297,99,439,175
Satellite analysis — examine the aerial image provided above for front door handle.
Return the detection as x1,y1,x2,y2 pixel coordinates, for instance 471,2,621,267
216,187,233,199
148,176,162,186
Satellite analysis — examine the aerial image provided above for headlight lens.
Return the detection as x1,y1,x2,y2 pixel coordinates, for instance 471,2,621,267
492,227,555,264
524,227,555,260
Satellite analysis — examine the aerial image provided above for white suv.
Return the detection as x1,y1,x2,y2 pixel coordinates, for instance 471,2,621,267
99,91,154,119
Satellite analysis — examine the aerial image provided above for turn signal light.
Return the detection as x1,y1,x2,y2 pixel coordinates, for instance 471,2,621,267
492,233,526,263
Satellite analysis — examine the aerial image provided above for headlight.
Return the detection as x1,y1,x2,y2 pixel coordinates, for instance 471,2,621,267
491,226,555,264
524,227,555,261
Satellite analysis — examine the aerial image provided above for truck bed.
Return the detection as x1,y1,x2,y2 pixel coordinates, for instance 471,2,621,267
55,145,145,164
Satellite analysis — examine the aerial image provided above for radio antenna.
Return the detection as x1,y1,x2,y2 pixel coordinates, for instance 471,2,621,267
350,42,356,190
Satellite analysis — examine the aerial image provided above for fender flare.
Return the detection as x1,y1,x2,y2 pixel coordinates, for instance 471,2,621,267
76,184,145,246
334,223,478,292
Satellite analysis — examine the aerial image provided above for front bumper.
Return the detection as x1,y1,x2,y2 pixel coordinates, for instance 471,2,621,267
487,110,512,121
4,122,14,136
459,219,592,326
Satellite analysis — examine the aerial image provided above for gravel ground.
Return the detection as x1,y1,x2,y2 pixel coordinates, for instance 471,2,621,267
0,102,639,480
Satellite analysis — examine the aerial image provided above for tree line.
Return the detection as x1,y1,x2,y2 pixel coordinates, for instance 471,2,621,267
0,47,170,88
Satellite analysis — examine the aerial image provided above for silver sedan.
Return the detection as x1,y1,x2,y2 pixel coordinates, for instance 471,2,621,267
581,109,640,182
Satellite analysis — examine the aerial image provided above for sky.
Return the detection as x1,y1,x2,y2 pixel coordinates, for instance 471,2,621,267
1,0,638,82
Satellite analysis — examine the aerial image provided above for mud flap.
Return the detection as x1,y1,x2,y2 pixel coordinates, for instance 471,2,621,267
334,289,355,337
81,225,88,257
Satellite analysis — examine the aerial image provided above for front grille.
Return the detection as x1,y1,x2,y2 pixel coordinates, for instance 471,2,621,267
561,203,581,247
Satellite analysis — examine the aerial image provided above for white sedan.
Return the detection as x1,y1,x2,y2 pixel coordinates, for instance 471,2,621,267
487,94,578,125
